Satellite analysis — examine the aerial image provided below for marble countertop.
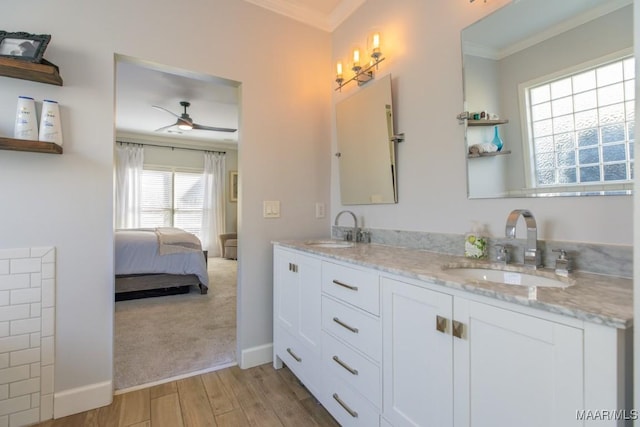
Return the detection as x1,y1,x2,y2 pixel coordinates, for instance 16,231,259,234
275,240,633,329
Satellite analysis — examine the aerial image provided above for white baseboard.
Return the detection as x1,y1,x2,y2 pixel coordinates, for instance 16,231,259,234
54,380,112,419
240,343,273,368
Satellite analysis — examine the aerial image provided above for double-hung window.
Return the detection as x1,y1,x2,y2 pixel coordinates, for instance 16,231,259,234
140,168,204,237
522,53,634,191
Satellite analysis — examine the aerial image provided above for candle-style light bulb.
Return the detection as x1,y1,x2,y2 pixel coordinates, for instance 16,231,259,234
352,48,362,74
371,32,382,61
336,61,343,78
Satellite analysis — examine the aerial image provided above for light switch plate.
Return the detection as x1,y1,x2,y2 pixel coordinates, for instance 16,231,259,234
315,202,325,218
263,201,280,218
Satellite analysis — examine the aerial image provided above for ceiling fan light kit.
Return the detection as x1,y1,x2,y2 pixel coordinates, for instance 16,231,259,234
152,101,237,133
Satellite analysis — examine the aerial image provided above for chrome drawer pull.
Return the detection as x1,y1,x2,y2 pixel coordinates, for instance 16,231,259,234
333,317,359,333
286,347,302,362
332,393,358,418
332,355,358,375
332,279,358,291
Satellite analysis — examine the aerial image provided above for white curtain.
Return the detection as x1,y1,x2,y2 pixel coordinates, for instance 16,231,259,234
201,151,226,256
115,143,144,229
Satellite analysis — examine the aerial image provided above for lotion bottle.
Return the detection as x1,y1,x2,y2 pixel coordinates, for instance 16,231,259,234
14,96,38,140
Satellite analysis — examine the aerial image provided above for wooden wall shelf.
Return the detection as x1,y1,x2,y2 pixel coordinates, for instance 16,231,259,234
0,58,63,86
0,137,62,154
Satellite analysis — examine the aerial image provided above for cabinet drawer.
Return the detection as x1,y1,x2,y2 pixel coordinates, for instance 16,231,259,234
322,262,380,315
320,371,380,427
274,327,319,393
322,332,381,409
322,296,381,362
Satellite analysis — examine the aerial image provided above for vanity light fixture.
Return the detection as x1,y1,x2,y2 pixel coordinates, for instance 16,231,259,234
335,31,386,91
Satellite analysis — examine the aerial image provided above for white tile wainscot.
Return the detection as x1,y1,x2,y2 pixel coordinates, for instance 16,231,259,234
0,247,55,427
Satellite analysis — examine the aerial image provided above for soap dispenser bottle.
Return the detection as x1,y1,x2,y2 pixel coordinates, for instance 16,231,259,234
465,222,487,259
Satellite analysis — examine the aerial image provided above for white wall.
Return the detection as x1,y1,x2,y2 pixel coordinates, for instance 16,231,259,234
331,0,632,245
0,0,331,415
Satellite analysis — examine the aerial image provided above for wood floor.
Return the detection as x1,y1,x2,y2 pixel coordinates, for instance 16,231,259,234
35,364,339,427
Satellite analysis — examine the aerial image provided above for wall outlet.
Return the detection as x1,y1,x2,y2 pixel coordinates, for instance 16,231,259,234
315,202,325,218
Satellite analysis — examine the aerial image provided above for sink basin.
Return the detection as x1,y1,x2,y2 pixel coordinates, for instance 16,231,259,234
443,266,572,288
305,239,355,248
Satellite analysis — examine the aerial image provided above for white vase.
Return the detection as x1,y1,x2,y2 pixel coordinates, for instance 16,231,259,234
39,100,63,146
14,96,39,140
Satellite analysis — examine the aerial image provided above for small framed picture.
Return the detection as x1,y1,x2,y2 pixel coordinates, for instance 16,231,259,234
229,171,238,202
0,31,51,63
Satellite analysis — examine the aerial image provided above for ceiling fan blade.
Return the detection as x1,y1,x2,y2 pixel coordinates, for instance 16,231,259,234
192,123,237,132
154,121,180,132
152,105,181,119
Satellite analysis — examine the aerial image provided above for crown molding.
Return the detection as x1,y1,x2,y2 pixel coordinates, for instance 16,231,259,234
244,0,365,32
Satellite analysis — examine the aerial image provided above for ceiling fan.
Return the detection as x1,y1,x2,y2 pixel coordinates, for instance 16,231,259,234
152,101,237,133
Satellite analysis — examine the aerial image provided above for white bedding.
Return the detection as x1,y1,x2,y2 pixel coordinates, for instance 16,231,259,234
115,228,209,289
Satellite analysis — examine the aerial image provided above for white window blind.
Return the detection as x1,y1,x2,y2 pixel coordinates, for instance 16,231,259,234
140,168,205,238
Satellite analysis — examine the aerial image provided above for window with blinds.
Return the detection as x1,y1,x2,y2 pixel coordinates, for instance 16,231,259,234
140,168,204,238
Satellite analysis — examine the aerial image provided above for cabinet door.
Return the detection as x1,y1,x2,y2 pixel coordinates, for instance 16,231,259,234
382,277,454,427
453,298,583,427
274,248,321,352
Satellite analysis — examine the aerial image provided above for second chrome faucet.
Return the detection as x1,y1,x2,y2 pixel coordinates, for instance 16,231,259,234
505,209,542,269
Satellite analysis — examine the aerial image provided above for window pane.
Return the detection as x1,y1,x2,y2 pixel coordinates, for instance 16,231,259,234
174,172,204,237
552,97,573,116
624,80,635,100
534,136,554,154
598,83,624,106
626,100,635,122
536,153,554,170
537,169,555,185
603,163,627,181
531,102,551,121
599,103,625,125
597,62,623,86
579,147,600,165
554,132,575,151
533,119,553,137
557,151,576,167
575,109,598,130
553,115,574,134
551,78,572,99
558,168,576,183
623,58,635,79
602,124,625,144
574,90,597,112
530,85,550,104
579,166,600,182
603,144,626,162
577,128,598,147
573,70,596,93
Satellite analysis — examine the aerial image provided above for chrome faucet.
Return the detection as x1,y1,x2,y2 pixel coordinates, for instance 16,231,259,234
334,210,359,242
505,209,542,269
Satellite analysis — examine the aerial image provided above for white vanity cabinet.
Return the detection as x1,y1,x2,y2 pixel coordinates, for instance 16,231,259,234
318,261,382,427
382,276,629,427
273,247,322,394
273,244,631,427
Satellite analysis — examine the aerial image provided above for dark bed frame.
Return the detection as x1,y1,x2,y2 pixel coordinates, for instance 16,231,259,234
115,251,209,301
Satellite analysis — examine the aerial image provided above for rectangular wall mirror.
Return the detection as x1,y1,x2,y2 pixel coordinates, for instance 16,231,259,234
336,74,398,204
462,0,633,199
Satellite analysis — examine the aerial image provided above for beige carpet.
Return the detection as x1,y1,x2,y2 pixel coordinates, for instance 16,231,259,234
114,257,237,391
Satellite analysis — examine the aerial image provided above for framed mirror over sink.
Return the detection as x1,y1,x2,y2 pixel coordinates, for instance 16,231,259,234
461,0,633,199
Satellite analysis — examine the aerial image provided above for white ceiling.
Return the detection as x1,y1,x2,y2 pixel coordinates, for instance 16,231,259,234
114,0,361,148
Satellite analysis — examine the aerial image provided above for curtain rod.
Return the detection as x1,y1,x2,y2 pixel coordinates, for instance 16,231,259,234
116,140,226,155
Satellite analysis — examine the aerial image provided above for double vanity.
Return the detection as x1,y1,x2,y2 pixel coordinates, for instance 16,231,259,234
272,235,632,426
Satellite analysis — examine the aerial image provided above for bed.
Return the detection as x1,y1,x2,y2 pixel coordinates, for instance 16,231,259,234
115,227,209,301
